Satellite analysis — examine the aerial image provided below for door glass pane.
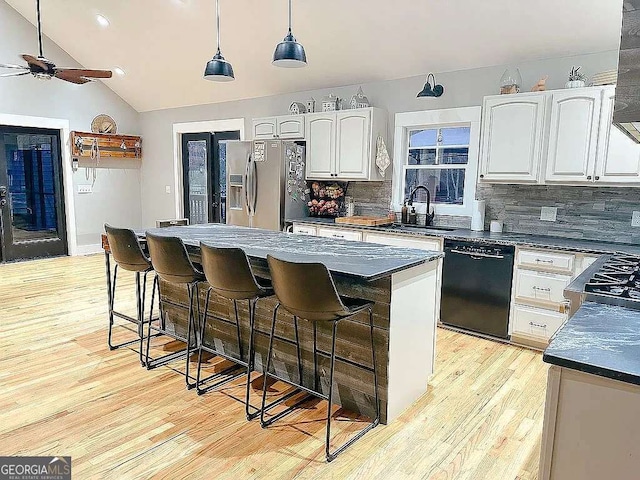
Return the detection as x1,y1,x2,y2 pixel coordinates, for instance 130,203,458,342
404,168,466,205
4,133,59,242
440,127,471,145
218,140,228,224
186,140,208,225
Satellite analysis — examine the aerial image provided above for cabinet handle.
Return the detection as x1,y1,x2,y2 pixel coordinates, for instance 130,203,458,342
529,321,548,329
332,234,345,238
587,175,592,180
595,176,600,180
535,258,554,264
479,174,485,179
532,286,551,292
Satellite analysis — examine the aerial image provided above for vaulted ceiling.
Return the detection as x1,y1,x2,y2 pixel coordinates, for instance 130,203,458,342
4,0,623,112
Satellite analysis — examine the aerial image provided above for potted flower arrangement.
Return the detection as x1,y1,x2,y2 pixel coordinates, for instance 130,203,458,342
565,66,587,89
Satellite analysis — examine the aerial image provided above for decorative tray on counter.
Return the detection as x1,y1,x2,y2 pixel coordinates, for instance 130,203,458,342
307,181,346,218
335,216,394,226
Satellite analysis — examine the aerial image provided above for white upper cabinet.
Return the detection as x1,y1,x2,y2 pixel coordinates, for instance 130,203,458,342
305,107,387,181
335,110,371,179
479,86,640,186
305,113,335,179
595,86,640,184
252,115,305,140
479,94,546,183
545,89,602,183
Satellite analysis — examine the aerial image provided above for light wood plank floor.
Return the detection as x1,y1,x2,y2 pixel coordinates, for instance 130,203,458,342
0,254,548,479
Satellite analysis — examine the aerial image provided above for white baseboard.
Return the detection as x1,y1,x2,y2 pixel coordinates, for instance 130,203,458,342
75,243,103,256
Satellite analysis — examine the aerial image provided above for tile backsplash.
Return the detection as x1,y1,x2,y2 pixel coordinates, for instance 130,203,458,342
348,180,640,245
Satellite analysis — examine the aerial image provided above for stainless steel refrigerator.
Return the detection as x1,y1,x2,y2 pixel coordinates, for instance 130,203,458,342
226,140,307,231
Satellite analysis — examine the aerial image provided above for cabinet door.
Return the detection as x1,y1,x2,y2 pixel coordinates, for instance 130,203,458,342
545,90,601,183
277,116,305,139
253,118,277,139
479,94,546,183
335,110,371,179
292,224,316,235
305,113,335,179
595,87,640,184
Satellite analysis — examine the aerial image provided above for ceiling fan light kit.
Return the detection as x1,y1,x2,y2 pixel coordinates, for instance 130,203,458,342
417,73,444,98
273,0,307,68
204,0,235,81
0,0,113,84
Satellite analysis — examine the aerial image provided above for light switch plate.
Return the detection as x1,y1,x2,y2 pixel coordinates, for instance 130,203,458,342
540,206,558,222
77,185,92,194
632,211,640,227
165,185,171,194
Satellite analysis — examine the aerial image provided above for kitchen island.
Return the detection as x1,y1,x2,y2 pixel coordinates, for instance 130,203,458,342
140,224,443,424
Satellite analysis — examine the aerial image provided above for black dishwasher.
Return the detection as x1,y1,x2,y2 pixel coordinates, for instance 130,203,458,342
441,239,515,339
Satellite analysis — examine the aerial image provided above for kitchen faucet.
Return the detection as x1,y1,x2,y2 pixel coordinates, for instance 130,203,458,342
407,185,435,226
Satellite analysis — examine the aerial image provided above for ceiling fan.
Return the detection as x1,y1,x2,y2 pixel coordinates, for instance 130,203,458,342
0,0,112,84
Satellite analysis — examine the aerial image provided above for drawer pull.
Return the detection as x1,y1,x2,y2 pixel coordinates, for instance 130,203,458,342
535,258,554,264
529,321,548,329
333,234,344,238
532,286,551,292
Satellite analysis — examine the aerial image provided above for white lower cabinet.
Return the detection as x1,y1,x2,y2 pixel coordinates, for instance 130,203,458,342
316,227,362,242
511,304,567,342
364,232,442,252
292,224,316,236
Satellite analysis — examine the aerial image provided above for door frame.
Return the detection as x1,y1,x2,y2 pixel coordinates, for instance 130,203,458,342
172,119,245,220
0,114,76,256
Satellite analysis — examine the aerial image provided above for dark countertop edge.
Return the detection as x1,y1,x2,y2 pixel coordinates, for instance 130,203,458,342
288,218,640,255
542,351,640,386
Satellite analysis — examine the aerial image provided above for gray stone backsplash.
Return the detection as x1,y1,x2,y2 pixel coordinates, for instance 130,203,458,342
348,180,640,245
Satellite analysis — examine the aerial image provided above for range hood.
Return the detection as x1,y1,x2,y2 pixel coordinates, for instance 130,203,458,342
614,1,640,143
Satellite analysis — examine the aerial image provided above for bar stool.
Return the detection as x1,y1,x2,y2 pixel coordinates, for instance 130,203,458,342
104,224,153,366
261,255,380,463
196,243,273,420
145,232,205,389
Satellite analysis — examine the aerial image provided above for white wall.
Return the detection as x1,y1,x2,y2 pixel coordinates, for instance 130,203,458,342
139,50,618,227
0,0,141,250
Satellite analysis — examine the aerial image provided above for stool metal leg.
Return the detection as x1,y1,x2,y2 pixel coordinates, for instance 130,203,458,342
185,282,197,390
260,303,280,428
107,264,119,350
293,316,303,385
313,321,319,392
245,298,258,420
324,308,380,462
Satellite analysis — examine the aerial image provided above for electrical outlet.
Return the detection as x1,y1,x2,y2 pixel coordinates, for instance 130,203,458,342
77,185,92,194
165,185,171,194
540,206,557,222
632,211,640,227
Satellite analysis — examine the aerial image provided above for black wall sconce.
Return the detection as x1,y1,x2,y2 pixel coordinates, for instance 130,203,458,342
417,73,444,98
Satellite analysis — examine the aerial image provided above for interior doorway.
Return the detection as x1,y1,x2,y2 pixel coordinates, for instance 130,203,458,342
181,130,240,225
0,125,67,262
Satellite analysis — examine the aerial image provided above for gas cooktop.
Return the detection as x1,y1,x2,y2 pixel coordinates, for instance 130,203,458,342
584,253,640,301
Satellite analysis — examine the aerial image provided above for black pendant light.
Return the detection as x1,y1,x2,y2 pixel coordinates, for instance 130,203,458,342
273,0,307,68
204,0,234,81
417,73,444,98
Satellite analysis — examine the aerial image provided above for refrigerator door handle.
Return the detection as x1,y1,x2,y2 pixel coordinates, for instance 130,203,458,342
243,154,251,216
250,156,258,216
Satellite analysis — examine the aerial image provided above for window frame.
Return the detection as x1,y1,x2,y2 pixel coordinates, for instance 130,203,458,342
392,107,482,217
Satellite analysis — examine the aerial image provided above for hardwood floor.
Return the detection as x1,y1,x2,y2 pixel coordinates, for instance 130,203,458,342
0,254,548,479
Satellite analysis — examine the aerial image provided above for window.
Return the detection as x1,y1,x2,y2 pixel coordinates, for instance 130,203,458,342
392,107,482,217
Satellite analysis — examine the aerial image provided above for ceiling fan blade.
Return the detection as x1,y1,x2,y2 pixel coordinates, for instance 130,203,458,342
54,70,91,84
55,68,112,79
0,63,29,70
0,71,30,78
22,54,49,71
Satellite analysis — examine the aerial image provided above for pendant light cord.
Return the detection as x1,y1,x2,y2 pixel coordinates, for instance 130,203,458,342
288,0,292,34
36,0,43,57
216,0,221,54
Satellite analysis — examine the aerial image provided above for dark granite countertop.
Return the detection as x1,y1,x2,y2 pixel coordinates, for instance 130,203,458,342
288,217,640,255
144,224,442,281
543,302,640,386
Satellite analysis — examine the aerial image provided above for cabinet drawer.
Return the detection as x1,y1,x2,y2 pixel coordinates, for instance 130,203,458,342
517,249,574,272
511,304,567,340
292,225,316,236
515,269,572,305
364,232,442,251
317,228,362,242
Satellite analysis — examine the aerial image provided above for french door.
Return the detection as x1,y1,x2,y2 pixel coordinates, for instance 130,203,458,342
181,131,240,225
0,126,67,262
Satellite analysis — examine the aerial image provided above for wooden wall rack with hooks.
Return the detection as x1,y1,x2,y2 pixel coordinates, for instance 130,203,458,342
70,131,142,159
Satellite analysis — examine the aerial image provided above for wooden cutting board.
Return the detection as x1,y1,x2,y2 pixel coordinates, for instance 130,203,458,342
335,216,394,226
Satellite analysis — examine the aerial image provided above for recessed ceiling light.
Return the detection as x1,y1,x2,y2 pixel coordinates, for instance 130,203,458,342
96,14,110,27
114,67,125,76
